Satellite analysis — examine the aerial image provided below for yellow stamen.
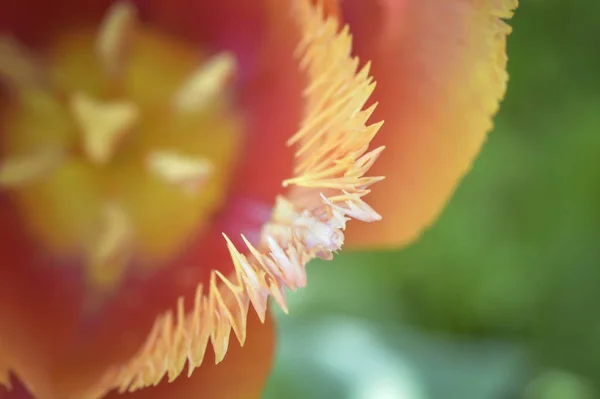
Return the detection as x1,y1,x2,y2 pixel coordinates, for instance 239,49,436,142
0,37,43,88
1,5,240,286
1,1,241,315
0,149,63,187
147,151,213,194
173,52,236,112
70,92,140,165
87,202,133,293
97,1,137,78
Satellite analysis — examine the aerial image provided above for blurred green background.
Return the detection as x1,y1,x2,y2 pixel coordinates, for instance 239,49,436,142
264,1,600,398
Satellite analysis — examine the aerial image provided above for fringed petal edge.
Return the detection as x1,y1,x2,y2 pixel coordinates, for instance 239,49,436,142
84,1,384,397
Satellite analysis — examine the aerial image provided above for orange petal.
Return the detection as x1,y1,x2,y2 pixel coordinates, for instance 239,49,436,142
0,192,269,398
231,0,301,204
91,1,383,393
100,310,274,399
0,311,273,399
341,0,518,249
309,0,340,18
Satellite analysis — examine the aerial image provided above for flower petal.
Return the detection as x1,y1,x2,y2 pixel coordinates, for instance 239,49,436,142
101,310,274,399
0,2,291,398
0,191,271,398
341,0,518,249
0,311,273,399
0,379,32,398
230,0,301,204
0,0,112,47
92,0,383,393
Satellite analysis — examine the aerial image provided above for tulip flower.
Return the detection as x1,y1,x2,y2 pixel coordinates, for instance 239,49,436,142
0,0,517,398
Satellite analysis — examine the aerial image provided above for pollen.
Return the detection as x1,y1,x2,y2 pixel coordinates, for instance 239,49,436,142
147,151,213,194
97,1,137,78
70,92,140,165
86,202,133,295
172,52,237,113
86,1,384,396
0,149,64,187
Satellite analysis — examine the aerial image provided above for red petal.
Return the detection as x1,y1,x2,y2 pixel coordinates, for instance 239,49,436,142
103,310,275,399
341,0,517,249
0,0,300,397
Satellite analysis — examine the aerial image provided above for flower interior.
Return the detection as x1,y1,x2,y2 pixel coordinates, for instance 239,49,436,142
0,1,384,398
0,2,241,302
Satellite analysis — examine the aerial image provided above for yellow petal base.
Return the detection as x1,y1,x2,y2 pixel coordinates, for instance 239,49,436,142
0,3,241,297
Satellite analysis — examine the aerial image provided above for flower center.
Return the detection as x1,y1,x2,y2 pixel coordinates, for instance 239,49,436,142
0,2,241,298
